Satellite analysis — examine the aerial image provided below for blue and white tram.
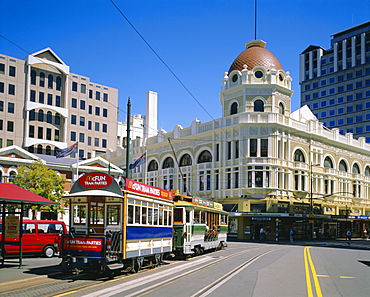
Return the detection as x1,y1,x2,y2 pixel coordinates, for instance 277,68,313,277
60,172,174,273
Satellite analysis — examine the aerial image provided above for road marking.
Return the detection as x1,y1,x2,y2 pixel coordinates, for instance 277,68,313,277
340,276,356,279
304,246,323,297
317,275,330,277
53,290,77,296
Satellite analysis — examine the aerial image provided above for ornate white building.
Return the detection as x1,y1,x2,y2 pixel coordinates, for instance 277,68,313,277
105,40,370,240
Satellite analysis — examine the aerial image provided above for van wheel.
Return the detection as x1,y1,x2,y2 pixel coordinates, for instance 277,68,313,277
43,245,55,258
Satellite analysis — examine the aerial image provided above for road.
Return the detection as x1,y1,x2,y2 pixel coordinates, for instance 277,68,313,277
1,242,369,297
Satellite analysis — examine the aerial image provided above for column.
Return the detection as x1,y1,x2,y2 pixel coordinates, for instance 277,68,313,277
333,42,338,72
317,49,321,77
309,51,313,79
24,64,31,144
361,33,366,64
342,39,347,70
351,36,356,67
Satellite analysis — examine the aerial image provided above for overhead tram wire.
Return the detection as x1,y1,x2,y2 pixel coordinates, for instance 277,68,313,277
108,0,250,160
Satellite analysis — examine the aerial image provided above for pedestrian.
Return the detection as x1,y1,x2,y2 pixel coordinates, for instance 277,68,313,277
259,227,265,242
290,229,294,243
363,229,368,239
346,229,352,245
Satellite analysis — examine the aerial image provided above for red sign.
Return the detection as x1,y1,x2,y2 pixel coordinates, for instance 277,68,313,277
124,178,173,201
64,238,103,251
79,173,113,189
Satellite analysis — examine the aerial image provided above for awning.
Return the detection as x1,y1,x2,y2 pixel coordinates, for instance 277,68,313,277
0,183,58,205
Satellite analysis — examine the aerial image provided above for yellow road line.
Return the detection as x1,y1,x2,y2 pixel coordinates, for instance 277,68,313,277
304,246,323,297
317,275,330,277
53,291,77,296
340,276,355,279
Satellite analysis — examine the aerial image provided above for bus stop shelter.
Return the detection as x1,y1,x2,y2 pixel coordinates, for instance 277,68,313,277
0,183,58,268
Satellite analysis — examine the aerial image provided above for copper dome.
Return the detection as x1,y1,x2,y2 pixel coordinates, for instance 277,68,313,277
228,40,283,74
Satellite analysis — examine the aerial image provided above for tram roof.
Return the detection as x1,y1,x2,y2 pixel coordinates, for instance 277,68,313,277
64,189,123,198
175,200,228,215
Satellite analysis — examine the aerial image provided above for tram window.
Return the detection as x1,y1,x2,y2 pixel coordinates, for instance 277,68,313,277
169,210,172,226
154,208,158,225
90,202,104,224
174,208,183,223
164,210,168,225
186,210,191,223
200,212,206,224
148,207,153,225
194,210,200,223
73,204,86,224
127,205,134,224
107,205,120,225
142,207,147,224
221,214,227,224
159,208,164,225
134,206,140,224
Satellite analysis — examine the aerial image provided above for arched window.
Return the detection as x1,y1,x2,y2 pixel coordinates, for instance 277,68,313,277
47,111,52,123
148,160,158,172
254,99,264,112
28,145,34,153
38,109,44,122
352,163,360,174
40,72,45,87
56,77,62,91
55,113,60,125
37,145,43,154
365,166,370,176
198,150,212,163
162,157,174,169
339,160,348,172
29,110,35,121
324,156,333,168
279,102,285,115
230,102,238,115
294,149,305,162
46,145,52,155
31,70,36,85
8,171,16,183
48,74,53,89
179,154,192,167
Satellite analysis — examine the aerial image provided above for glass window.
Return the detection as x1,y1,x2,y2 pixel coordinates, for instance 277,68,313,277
96,91,100,100
9,66,16,77
80,116,85,126
313,103,318,109
31,70,36,85
80,100,85,110
329,99,335,105
102,123,107,132
356,93,363,100
55,114,60,125
8,84,15,95
71,98,77,108
8,102,14,113
321,111,327,118
72,82,78,91
37,127,43,138
329,109,335,116
329,77,335,84
313,93,318,99
356,127,363,133
40,72,45,87
321,90,327,97
356,81,363,88
321,79,326,86
71,115,76,125
56,96,61,107
38,92,44,103
94,138,99,146
95,122,99,131
254,100,264,112
7,121,14,132
338,119,344,125
95,107,100,116
338,75,344,82
88,105,92,114
47,94,52,105
356,116,363,122
48,74,53,88
88,121,92,130
38,110,44,122
356,104,363,111
103,93,108,102
79,133,84,143
347,84,353,91
347,73,353,79
47,111,52,123
56,77,62,90
347,106,353,113
102,139,107,148
103,108,107,117
338,86,344,92
347,117,354,124
329,88,335,94
305,94,311,101
347,95,353,101
80,84,86,93
71,131,76,141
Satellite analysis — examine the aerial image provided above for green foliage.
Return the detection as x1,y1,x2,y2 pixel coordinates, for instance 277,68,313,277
12,159,68,214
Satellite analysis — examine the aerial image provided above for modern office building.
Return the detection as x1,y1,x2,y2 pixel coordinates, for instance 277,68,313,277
105,39,370,241
0,48,118,159
300,21,370,142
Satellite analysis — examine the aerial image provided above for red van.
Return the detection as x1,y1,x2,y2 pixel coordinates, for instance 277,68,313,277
0,219,67,257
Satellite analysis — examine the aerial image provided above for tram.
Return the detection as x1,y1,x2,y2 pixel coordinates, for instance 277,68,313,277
60,172,174,273
172,191,228,258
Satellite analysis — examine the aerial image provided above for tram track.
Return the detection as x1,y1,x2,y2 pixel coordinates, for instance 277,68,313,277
70,244,281,297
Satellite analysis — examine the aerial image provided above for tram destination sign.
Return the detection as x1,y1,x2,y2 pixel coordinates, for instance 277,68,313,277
124,178,174,201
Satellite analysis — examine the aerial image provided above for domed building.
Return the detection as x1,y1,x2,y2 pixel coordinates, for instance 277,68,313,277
106,40,370,241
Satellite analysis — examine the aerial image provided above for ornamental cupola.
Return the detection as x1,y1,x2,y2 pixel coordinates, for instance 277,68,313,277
220,40,293,118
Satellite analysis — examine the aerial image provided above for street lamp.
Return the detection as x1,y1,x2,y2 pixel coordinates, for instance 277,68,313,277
309,163,320,240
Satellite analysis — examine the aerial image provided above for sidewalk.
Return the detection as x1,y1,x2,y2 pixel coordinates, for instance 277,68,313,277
295,237,370,250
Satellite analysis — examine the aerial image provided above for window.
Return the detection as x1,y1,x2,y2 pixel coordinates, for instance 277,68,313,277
179,154,192,166
313,93,318,99
55,114,60,125
31,70,36,84
321,90,327,97
329,109,335,116
347,84,353,91
46,128,51,140
305,94,311,101
329,77,335,84
338,96,344,103
95,122,100,131
321,79,326,86
88,105,92,114
88,136,91,146
8,102,14,113
39,92,44,103
347,95,353,101
7,121,14,132
347,73,353,79
347,106,353,113
321,101,327,107
56,95,61,107
47,94,52,105
250,139,257,157
230,102,238,115
347,117,354,124
313,103,318,109
0,63,4,74
321,111,327,118
329,88,335,94
329,99,335,105
313,82,318,88
37,127,43,139
102,123,107,132
338,86,344,92
71,98,77,108
356,115,363,122
29,125,34,137
329,120,335,126
148,160,158,171
71,131,76,141
294,149,305,162
254,100,264,112
38,110,44,122
198,150,212,163
81,84,86,94
102,139,107,148
40,72,45,87
47,111,52,123
338,118,344,125
96,91,100,100
80,100,85,110
29,110,35,120
95,107,100,116
88,121,92,130
55,129,60,141
103,93,108,102
356,81,363,88
48,74,53,88
8,84,15,95
356,93,363,100
72,82,78,92
94,138,99,147
71,115,76,125
89,90,93,98
9,66,15,77
356,127,363,133
79,133,85,143
103,108,107,117
356,70,362,77
56,76,61,91
339,160,347,172
80,116,85,126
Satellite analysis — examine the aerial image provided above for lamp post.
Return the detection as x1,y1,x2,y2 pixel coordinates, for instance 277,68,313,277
309,163,320,240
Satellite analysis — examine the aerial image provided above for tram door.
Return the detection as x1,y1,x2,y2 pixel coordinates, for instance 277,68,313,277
105,203,123,255
185,209,192,242
89,197,105,234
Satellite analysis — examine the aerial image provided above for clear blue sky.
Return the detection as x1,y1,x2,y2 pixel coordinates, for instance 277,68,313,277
1,0,369,132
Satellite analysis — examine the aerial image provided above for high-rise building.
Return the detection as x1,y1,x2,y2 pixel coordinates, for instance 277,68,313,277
0,48,118,159
300,21,370,142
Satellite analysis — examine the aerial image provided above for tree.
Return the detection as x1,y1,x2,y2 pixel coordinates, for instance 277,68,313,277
12,159,68,218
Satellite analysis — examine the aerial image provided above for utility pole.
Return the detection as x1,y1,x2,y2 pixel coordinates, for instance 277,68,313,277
125,98,131,179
